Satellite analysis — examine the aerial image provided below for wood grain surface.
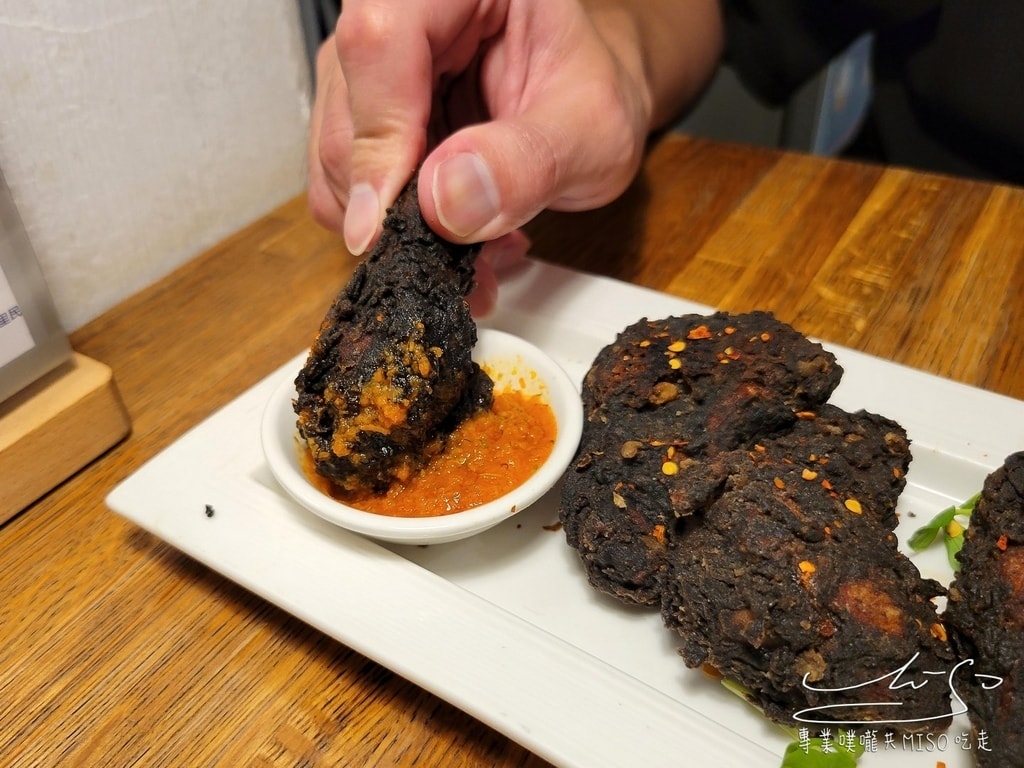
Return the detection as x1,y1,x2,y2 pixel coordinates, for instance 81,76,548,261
3,134,1023,767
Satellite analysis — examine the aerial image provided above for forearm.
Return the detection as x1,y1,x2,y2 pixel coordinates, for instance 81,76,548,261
582,0,724,130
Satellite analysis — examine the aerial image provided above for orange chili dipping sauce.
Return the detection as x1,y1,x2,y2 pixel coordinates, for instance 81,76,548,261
301,386,558,517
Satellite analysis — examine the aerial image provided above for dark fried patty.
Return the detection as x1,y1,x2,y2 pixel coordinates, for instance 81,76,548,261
944,451,1024,766
661,405,954,730
559,311,956,733
560,312,843,605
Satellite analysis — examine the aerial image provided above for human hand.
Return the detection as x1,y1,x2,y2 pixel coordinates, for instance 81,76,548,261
307,0,655,258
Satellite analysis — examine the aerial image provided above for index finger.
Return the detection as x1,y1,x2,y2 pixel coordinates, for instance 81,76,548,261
334,0,506,253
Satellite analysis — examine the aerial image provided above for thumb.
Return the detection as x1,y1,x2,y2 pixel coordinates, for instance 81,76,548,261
418,90,643,243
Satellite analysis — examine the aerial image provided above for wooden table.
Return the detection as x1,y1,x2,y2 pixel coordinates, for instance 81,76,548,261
3,134,1023,767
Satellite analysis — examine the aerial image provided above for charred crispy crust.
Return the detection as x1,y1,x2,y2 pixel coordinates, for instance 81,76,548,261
580,312,842,453
293,180,492,493
944,451,1024,766
560,311,956,732
661,406,954,731
560,312,844,604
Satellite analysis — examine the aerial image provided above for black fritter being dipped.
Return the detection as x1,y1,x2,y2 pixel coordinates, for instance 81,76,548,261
294,179,492,494
559,312,844,605
944,451,1024,766
661,405,955,731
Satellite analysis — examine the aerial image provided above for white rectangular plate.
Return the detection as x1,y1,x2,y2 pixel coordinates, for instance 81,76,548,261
108,260,1024,768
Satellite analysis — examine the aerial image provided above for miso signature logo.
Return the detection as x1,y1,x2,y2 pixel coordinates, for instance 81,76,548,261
794,653,1003,725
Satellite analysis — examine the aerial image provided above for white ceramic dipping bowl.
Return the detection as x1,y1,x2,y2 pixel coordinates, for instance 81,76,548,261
262,328,583,545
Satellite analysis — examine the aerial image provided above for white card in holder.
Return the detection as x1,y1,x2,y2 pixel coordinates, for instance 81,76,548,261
0,165,71,404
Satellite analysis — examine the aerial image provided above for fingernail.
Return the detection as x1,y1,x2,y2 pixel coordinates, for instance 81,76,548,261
344,182,380,256
433,153,500,238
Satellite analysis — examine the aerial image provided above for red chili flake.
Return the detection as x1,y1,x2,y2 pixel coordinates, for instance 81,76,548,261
687,325,713,340
997,534,1009,551
701,663,723,680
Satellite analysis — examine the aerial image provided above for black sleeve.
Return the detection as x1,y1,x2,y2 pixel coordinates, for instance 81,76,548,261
721,0,938,105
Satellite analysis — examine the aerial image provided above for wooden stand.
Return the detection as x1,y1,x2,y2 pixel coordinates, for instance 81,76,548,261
0,353,131,523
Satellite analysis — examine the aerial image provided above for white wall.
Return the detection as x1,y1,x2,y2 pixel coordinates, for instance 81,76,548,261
0,1,313,331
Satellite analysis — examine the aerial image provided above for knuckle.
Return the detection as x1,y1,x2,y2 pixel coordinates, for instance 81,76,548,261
572,80,646,200
308,187,345,232
588,79,644,150
318,128,350,177
336,2,398,59
315,37,337,72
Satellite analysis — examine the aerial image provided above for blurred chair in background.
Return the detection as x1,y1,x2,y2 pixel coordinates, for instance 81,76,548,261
677,34,874,157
